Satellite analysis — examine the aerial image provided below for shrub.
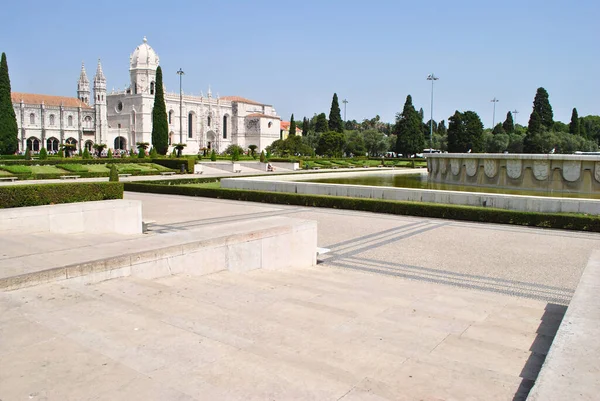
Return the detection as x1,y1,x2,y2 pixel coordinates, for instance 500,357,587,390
259,150,265,163
138,148,145,158
151,158,194,173
39,148,48,160
58,149,64,157
123,183,600,233
231,147,240,162
109,164,119,182
149,147,158,158
107,149,113,159
82,148,91,159
25,146,32,160
0,182,123,208
210,150,216,161
129,149,136,158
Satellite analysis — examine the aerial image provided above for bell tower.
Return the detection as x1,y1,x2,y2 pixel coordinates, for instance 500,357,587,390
93,59,107,143
77,62,90,105
129,36,159,95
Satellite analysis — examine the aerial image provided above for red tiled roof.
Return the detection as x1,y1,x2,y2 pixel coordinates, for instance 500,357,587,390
221,96,264,105
281,121,290,129
246,113,281,120
11,92,92,109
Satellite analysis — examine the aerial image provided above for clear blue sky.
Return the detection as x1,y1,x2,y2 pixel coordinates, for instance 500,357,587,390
1,0,598,128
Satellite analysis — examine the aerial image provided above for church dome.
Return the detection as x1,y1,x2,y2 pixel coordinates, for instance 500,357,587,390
130,36,159,70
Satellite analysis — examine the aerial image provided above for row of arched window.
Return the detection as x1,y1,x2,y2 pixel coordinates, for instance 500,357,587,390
167,111,228,139
25,136,128,152
26,113,92,128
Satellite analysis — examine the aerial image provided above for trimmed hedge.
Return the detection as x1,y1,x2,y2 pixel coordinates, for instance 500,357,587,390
124,182,600,232
0,182,124,209
151,158,195,173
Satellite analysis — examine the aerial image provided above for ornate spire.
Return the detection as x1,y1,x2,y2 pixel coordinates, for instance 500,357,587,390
207,85,212,98
78,62,89,84
95,59,105,81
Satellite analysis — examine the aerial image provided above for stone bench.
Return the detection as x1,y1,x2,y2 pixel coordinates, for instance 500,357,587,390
118,173,132,177
60,175,80,180
160,171,176,176
0,176,17,182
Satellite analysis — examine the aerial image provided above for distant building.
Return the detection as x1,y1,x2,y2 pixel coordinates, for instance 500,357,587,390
11,37,281,154
280,121,302,140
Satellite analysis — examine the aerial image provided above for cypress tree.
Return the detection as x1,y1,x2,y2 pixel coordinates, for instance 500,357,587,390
315,113,328,133
529,87,553,130
289,114,296,136
569,108,580,136
394,95,424,157
502,111,514,134
0,53,19,155
447,111,484,153
328,93,344,133
579,117,587,138
151,66,169,155
302,117,309,137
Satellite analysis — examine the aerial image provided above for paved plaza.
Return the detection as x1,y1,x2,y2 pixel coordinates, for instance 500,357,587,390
2,192,599,400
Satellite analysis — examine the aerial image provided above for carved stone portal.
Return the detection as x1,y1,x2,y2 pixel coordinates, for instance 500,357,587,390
562,161,581,182
506,159,522,179
465,159,478,177
533,160,549,181
450,159,460,176
484,159,498,178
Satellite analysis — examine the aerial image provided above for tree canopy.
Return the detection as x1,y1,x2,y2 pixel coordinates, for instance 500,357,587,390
529,87,554,130
447,110,484,153
315,113,329,133
569,108,580,136
0,52,18,155
502,111,514,134
328,93,344,133
151,66,169,154
289,114,296,136
316,131,346,157
393,95,424,157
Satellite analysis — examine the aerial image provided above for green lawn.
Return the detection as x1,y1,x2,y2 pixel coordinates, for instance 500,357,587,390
30,166,69,174
183,182,221,189
85,164,111,173
0,169,14,176
0,165,32,174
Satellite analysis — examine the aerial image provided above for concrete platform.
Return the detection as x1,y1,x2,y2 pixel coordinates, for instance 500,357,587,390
2,192,600,400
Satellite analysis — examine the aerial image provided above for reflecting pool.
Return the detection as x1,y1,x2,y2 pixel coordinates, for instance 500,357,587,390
306,173,600,199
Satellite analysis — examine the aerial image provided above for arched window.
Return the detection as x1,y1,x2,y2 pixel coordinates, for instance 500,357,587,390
114,136,127,150
27,137,40,151
49,114,55,126
85,141,93,152
223,115,228,139
46,137,59,152
68,115,73,126
207,116,211,127
29,113,35,125
150,82,155,95
188,112,194,138
168,110,173,124
84,116,92,129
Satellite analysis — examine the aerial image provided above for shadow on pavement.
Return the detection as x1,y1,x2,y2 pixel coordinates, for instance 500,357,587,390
512,303,567,401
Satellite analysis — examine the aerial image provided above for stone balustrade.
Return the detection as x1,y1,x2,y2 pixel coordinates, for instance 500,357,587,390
426,154,600,194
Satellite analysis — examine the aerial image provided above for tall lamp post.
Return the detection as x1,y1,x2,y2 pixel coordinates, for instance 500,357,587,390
491,97,499,128
342,99,348,121
176,68,185,156
427,74,439,152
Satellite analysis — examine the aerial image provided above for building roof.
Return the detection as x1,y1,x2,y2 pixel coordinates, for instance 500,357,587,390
221,96,264,106
280,121,302,132
11,92,92,109
246,113,281,120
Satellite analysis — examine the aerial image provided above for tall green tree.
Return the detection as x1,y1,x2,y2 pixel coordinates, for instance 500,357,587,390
523,111,543,153
328,93,344,133
289,114,296,136
447,111,484,153
502,111,514,134
569,108,580,136
437,120,447,135
0,53,19,155
315,113,328,133
302,117,309,137
529,87,554,130
316,131,346,157
151,66,169,155
393,95,424,157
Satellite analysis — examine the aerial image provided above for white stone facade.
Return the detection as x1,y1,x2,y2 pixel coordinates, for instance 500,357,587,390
12,37,281,155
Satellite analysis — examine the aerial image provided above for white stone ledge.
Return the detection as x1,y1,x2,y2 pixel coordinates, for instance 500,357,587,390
220,177,600,215
0,216,317,291
527,249,600,400
0,199,142,235
425,153,600,161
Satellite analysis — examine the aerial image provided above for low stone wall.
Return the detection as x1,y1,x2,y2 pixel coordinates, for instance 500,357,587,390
0,199,142,235
527,249,600,400
427,153,600,194
221,174,600,215
0,216,317,291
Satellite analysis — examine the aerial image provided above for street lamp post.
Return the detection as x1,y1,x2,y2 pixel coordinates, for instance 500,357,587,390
342,99,348,121
427,74,439,153
512,109,519,126
176,68,185,156
491,97,499,128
